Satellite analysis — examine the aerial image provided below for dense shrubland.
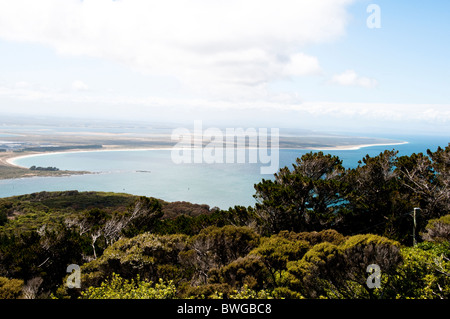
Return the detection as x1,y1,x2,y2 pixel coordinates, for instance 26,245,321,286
0,144,449,299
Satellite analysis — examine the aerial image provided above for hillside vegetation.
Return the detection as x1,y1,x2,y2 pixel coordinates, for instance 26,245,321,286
0,144,449,299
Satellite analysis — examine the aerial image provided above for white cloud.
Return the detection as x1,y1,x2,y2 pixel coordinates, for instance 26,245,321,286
330,70,378,88
283,53,322,77
297,102,450,125
1,82,450,127
14,81,31,89
71,80,89,91
0,0,353,99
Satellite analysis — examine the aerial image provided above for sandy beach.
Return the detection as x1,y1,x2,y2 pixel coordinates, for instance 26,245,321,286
306,141,409,151
3,146,173,168
2,140,409,170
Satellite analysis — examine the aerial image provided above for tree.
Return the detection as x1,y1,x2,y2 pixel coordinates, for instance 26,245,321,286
392,145,450,243
287,229,346,246
286,234,402,299
341,150,413,242
221,206,260,229
78,232,189,291
102,196,163,244
421,214,450,243
426,144,450,215
254,152,345,234
179,226,260,285
0,210,6,227
249,234,310,286
120,196,163,237
210,229,346,293
0,200,13,227
65,207,108,259
22,277,43,299
0,231,43,281
33,223,85,293
428,143,450,187
65,197,164,258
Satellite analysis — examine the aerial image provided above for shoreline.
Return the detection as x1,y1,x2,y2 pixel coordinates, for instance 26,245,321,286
4,141,409,169
3,147,174,168
304,141,409,151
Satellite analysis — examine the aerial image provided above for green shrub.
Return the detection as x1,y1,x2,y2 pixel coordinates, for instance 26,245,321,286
0,276,24,299
383,244,450,299
81,273,176,299
422,214,450,243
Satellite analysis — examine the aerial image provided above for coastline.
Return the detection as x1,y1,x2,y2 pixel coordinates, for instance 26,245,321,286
304,141,409,151
3,146,174,168
3,141,409,169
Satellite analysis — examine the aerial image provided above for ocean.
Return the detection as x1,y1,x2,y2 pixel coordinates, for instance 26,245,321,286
0,135,448,209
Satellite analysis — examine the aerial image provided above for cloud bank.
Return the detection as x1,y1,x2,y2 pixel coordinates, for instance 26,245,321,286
0,0,352,99
0,0,448,134
331,70,378,88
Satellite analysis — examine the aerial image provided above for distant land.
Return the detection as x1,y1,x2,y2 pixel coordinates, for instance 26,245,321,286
0,118,406,180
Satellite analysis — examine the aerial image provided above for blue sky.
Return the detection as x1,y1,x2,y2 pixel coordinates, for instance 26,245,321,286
0,0,449,136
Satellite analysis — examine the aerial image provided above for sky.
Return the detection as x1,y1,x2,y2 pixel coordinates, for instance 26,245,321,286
0,0,449,136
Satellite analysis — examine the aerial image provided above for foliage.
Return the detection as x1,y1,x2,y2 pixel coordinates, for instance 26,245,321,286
253,145,450,243
0,223,85,294
422,214,450,243
254,152,345,234
179,225,260,286
341,150,412,241
29,166,59,171
80,273,176,299
0,143,449,299
0,210,6,227
209,254,270,291
383,242,450,299
249,234,310,285
179,282,280,299
279,229,346,246
286,234,402,299
0,276,23,299
153,205,257,236
121,196,164,236
80,232,189,290
161,201,214,219
180,283,232,299
228,284,275,299
0,191,138,235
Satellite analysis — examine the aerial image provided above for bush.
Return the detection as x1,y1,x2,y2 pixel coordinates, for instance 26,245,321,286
81,273,176,299
0,276,24,299
422,214,450,243
180,283,232,299
228,284,275,299
80,233,189,288
210,254,270,290
180,226,260,286
384,244,450,299
279,229,345,246
0,211,7,227
286,234,402,299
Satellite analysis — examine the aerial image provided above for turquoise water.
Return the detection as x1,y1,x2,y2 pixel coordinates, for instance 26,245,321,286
1,135,448,209
0,133,20,137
